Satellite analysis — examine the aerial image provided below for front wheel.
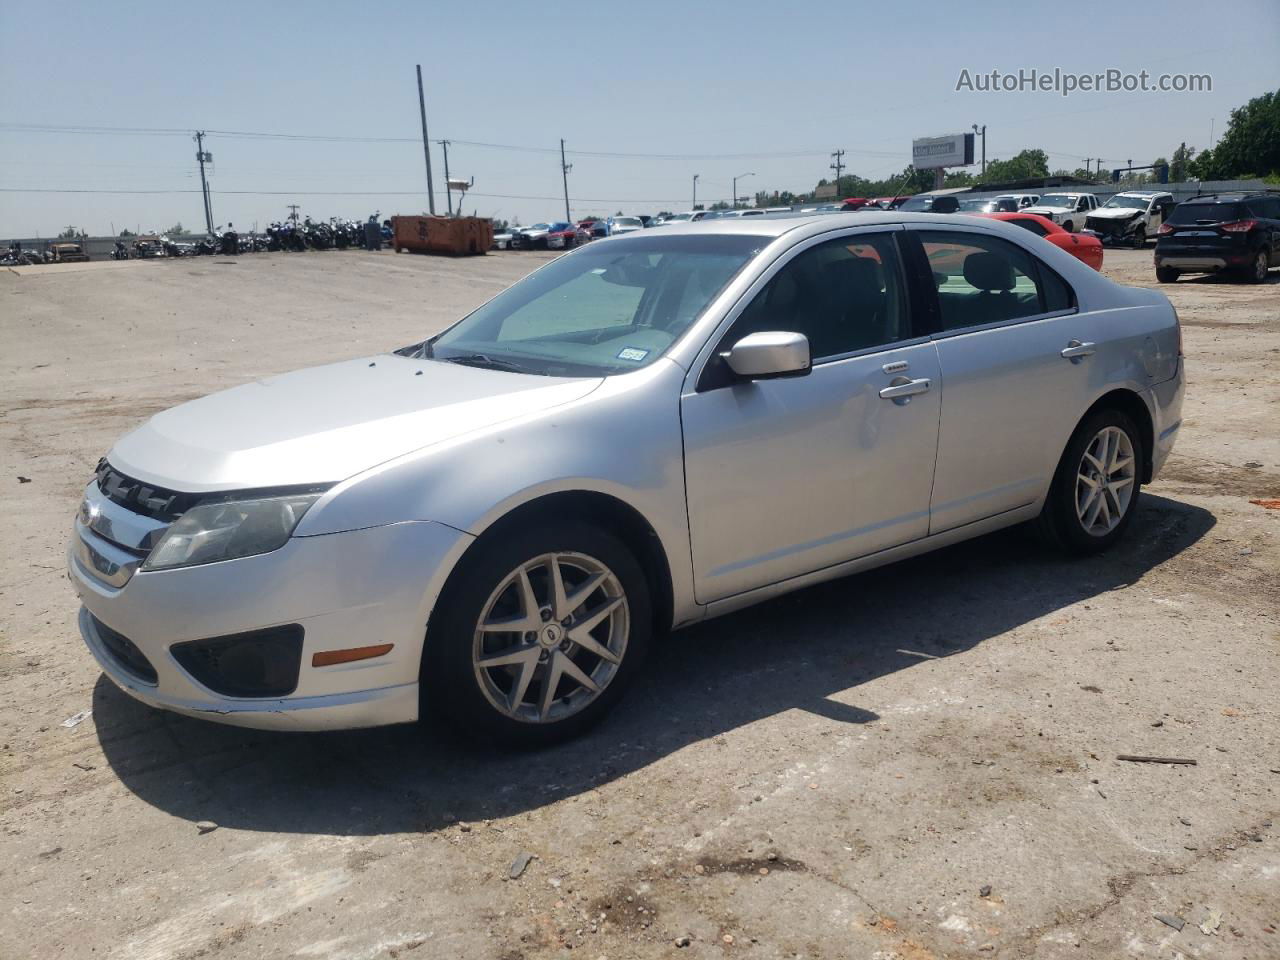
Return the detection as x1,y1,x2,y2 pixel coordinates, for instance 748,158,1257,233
423,522,651,747
1131,226,1146,248
1062,220,1074,233
1037,408,1143,555
1156,267,1179,283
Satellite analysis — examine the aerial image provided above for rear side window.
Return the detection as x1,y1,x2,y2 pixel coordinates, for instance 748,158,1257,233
918,231,1072,331
1169,202,1245,225
1247,197,1280,219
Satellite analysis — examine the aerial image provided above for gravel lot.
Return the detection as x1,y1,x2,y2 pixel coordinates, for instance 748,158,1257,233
2,246,1277,960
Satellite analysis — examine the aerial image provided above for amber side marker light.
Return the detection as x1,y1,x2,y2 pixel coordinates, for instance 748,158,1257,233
312,644,394,668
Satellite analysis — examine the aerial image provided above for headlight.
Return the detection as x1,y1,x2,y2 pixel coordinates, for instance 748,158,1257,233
143,493,323,571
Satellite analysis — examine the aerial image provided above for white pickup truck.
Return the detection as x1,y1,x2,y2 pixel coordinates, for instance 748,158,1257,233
1084,191,1177,247
1022,192,1099,233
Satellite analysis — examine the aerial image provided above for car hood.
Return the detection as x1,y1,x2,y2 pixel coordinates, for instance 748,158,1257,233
1089,207,1144,220
521,228,550,237
109,355,602,493
1023,205,1070,215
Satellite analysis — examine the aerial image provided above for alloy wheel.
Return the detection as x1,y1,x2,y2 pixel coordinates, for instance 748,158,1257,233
1075,426,1137,536
472,552,629,724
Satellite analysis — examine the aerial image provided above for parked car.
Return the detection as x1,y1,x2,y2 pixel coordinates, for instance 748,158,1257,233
513,222,571,250
1154,193,1280,284
608,216,645,235
70,211,1183,744
959,198,1000,214
590,220,611,239
899,194,962,213
492,227,517,250
980,212,1104,270
547,224,589,250
870,196,910,210
991,193,1041,211
1022,193,1099,233
576,220,599,239
1084,191,1176,248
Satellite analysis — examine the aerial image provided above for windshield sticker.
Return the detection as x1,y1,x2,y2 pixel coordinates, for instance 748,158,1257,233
616,347,649,362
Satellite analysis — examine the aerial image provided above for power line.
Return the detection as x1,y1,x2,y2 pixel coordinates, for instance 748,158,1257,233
0,187,717,203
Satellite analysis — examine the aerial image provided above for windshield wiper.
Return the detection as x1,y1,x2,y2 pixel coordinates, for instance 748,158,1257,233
437,353,536,374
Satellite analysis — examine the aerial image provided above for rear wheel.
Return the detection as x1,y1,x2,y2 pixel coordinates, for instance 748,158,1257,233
1156,267,1179,283
423,522,651,747
1247,249,1269,283
1037,408,1143,555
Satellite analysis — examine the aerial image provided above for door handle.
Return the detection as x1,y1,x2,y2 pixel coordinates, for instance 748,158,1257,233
879,377,931,405
1061,340,1096,362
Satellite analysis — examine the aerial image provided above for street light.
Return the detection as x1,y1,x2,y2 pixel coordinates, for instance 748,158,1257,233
692,173,700,210
972,123,987,178
733,171,755,209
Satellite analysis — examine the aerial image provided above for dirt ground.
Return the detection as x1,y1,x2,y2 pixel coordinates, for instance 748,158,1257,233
1,245,1277,960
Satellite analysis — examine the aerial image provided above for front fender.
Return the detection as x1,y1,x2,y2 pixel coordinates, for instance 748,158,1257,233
298,359,699,624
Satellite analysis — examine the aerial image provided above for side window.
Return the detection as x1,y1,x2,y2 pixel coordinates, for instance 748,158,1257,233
918,231,1070,330
1247,197,1279,219
728,232,910,361
1010,217,1049,237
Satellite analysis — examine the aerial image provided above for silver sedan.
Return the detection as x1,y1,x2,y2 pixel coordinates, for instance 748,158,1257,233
69,212,1184,744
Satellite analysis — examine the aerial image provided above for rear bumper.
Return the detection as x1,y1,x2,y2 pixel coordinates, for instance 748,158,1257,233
1147,359,1185,481
1155,252,1253,272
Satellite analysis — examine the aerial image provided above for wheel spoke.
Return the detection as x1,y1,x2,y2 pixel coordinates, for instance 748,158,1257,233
563,571,608,614
569,627,621,664
1084,490,1106,529
1082,450,1105,474
569,596,622,641
507,654,539,712
517,566,541,621
557,652,601,694
1078,483,1100,517
547,557,570,621
539,653,566,721
477,645,540,670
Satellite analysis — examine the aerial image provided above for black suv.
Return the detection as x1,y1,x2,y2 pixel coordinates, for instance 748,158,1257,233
1155,193,1280,283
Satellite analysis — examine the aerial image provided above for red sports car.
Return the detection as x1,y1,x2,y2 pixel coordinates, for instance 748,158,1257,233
980,212,1104,271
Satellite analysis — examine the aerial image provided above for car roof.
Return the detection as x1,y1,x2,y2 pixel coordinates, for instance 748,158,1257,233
594,209,1026,242
1115,190,1169,197
1180,193,1264,202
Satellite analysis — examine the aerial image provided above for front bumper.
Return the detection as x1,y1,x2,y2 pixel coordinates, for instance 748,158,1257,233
69,519,472,731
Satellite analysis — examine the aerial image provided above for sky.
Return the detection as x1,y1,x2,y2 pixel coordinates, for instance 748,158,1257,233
1,0,1277,237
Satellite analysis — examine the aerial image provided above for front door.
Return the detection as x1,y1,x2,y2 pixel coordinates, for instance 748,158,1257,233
681,230,941,603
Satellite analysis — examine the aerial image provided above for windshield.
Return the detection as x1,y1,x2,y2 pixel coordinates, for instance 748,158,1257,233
613,217,642,227
528,223,550,231
415,234,765,376
667,213,693,221
960,199,996,212
1102,196,1150,210
898,196,933,211
1036,195,1074,207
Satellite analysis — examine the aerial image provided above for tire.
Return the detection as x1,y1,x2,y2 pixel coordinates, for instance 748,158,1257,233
1156,267,1179,283
1247,249,1269,283
422,521,651,747
1036,407,1144,555
1131,226,1146,249
1062,220,1074,233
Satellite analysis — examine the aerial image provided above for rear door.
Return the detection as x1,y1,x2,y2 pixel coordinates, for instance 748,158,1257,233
681,229,941,602
906,226,1095,534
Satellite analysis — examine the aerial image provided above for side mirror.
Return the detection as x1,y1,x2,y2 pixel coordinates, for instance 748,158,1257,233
723,331,811,380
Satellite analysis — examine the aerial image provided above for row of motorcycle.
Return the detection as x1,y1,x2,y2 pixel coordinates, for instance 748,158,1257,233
111,216,393,259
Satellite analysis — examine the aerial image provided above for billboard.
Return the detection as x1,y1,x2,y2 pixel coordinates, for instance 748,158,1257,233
912,133,975,169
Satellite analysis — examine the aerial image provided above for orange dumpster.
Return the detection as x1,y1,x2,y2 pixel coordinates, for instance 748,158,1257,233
391,215,493,256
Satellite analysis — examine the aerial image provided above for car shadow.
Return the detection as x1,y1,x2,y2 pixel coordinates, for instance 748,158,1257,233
92,493,1213,836
1181,270,1280,285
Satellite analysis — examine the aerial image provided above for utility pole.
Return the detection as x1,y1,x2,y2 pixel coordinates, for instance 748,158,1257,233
972,124,986,177
830,149,845,195
692,174,699,210
287,204,300,223
416,65,437,216
560,139,572,222
439,140,453,216
194,131,214,236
